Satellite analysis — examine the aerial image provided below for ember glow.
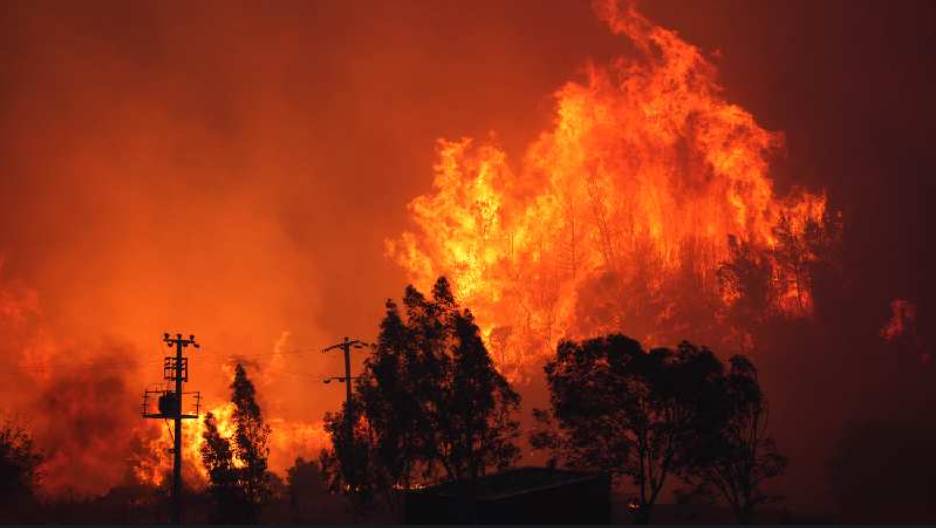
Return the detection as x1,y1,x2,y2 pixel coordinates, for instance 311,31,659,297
880,298,928,364
881,298,917,343
389,0,830,377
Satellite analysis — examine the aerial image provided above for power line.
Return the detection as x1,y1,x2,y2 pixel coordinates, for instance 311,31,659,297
213,347,331,362
12,338,356,372
16,357,166,371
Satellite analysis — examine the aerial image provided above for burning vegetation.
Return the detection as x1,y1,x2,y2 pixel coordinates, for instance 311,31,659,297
388,0,840,380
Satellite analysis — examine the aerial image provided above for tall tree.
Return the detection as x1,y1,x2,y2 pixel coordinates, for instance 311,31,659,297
319,397,381,514
230,364,273,512
201,363,273,523
532,335,723,524
201,412,245,522
322,277,520,513
771,214,814,314
685,356,787,524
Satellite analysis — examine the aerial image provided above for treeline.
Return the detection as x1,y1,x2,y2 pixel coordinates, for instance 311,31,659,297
532,336,784,524
0,276,787,524
320,277,787,524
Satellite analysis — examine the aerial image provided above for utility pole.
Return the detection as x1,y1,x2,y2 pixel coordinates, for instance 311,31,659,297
321,337,371,412
322,337,372,480
143,333,201,525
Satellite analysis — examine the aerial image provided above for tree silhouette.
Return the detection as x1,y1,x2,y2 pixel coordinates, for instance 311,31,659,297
684,355,787,524
0,420,42,521
322,277,520,515
321,298,420,512
771,214,813,313
201,412,246,522
230,364,273,513
532,335,724,524
200,363,273,523
319,397,381,515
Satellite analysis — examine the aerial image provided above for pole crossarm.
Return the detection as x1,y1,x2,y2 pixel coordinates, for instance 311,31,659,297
321,337,372,353
322,375,361,384
164,332,200,350
321,337,373,395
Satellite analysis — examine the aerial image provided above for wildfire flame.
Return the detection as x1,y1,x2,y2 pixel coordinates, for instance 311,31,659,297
881,298,916,343
134,383,329,489
388,0,830,378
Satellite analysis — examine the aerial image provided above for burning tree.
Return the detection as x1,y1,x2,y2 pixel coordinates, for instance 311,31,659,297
532,335,726,524
717,235,776,352
387,0,840,379
321,277,520,512
200,364,273,523
718,209,844,353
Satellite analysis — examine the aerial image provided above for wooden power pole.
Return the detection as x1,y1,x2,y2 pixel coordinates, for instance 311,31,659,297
321,336,371,410
322,336,371,474
143,332,201,525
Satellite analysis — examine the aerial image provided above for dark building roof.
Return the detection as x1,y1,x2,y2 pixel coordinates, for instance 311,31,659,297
404,466,610,524
421,466,604,500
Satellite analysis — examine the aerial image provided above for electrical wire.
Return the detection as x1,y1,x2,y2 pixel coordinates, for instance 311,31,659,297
13,339,364,383
163,418,174,445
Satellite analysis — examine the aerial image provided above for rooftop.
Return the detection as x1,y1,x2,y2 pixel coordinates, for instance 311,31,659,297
413,466,608,501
